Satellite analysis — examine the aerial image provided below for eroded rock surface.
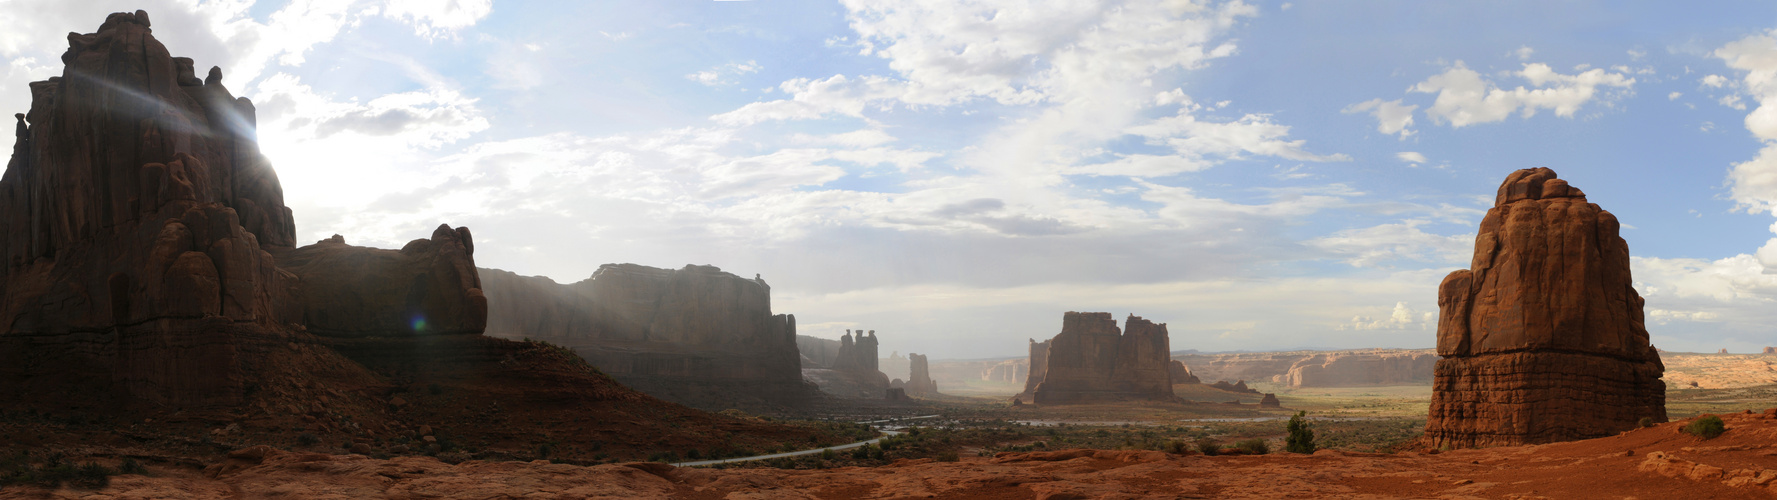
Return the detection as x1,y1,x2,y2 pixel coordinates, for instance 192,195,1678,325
1029,312,1173,404
906,353,939,395
1427,168,1666,448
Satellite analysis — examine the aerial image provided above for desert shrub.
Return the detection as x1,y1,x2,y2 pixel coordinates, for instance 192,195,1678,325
1166,440,1190,455
1195,437,1221,456
936,451,960,462
118,457,146,475
1233,438,1270,455
536,443,553,459
1637,417,1654,428
1286,411,1316,454
297,433,320,446
1683,415,1725,439
684,448,700,460
819,448,835,460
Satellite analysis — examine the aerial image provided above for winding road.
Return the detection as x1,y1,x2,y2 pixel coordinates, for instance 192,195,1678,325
671,415,942,467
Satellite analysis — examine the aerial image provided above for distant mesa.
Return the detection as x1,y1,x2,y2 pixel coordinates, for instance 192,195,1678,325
1426,168,1666,448
1026,312,1174,404
1175,349,1435,388
1719,348,1730,354
478,264,814,408
1259,393,1281,408
1766,347,1776,355
1209,380,1259,394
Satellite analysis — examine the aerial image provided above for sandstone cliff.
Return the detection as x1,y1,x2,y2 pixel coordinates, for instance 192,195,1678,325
478,264,814,407
1425,168,1666,448
1174,349,1436,388
1016,338,1052,400
1169,360,1200,385
1029,312,1173,404
983,358,1028,384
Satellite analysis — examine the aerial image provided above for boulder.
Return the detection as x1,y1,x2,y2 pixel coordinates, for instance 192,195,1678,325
1029,312,1173,404
1425,168,1666,448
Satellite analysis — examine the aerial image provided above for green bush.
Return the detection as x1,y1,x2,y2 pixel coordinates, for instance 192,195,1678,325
1195,437,1221,456
1286,411,1316,454
1683,415,1725,439
1233,438,1270,455
1166,440,1190,454
936,451,960,462
1637,417,1654,428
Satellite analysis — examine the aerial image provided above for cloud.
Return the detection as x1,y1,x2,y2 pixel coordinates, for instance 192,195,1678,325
379,0,494,39
686,60,762,86
1309,220,1473,268
1396,151,1428,164
1669,91,1683,100
1512,45,1533,61
1342,98,1417,138
1408,61,1635,127
1341,302,1434,331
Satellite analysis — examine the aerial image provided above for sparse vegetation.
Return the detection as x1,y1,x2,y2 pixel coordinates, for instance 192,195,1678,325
1682,415,1725,439
0,451,119,489
1286,411,1316,454
1233,438,1270,455
1637,417,1654,428
1196,437,1220,456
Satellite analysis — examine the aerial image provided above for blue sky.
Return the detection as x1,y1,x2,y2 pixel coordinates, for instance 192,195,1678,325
4,0,1777,358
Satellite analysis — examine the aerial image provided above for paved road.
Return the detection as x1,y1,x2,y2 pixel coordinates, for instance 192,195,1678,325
671,415,942,467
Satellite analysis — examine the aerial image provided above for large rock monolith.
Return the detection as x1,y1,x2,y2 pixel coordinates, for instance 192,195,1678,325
1425,168,1666,448
1028,312,1173,404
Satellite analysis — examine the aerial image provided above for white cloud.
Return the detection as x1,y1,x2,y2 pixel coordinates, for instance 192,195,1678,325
1341,302,1432,331
1396,151,1428,164
1342,98,1417,138
1512,45,1533,61
686,60,762,86
1309,220,1472,268
1701,74,1729,88
1669,91,1683,100
378,0,492,39
1408,61,1635,127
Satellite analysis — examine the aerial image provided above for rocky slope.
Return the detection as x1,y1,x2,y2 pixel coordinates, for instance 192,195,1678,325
24,410,1777,499
1427,168,1666,448
478,264,815,408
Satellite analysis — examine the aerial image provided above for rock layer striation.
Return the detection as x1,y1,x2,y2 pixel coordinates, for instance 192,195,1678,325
1426,168,1665,448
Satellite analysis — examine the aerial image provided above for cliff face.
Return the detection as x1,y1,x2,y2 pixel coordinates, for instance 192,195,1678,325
1173,349,1436,388
983,359,1028,383
1279,351,1437,388
478,264,814,407
1017,338,1051,400
1426,168,1666,448
1028,312,1173,404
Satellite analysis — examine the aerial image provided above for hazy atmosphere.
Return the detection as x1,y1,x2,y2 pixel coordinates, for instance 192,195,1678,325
5,0,1776,358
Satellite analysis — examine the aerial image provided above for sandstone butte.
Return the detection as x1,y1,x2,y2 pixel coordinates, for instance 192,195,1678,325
798,329,892,399
48,410,1777,499
477,264,815,408
0,10,824,461
1028,312,1173,404
1427,167,1667,448
904,353,939,395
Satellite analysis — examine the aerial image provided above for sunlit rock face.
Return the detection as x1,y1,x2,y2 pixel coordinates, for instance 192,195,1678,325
1426,167,1666,448
479,264,815,407
1028,312,1173,404
0,11,484,411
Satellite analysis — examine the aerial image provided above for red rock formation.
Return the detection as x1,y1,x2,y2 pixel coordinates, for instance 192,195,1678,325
1765,347,1775,355
1169,360,1200,385
478,264,814,407
1259,393,1281,408
1029,312,1173,404
884,387,908,401
1015,338,1052,401
1719,348,1730,354
906,353,938,395
277,230,485,337
1173,349,1437,387
1426,168,1666,448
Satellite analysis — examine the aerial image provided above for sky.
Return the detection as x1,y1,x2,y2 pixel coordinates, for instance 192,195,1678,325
3,1,1777,359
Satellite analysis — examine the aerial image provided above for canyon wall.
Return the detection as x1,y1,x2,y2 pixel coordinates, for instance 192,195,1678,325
795,330,890,399
1028,312,1173,404
1173,349,1437,388
478,264,813,407
1425,168,1666,448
